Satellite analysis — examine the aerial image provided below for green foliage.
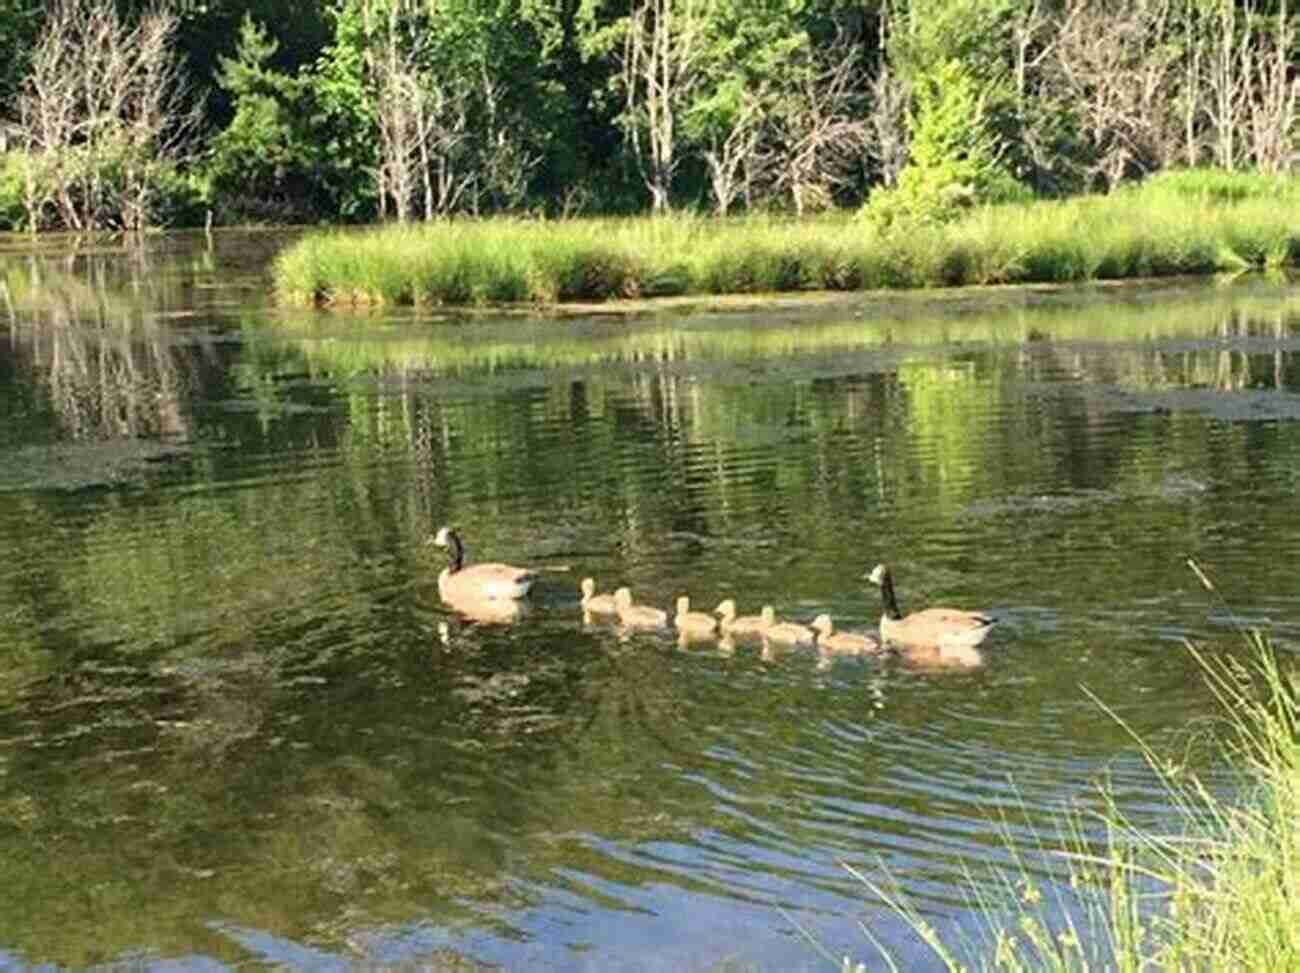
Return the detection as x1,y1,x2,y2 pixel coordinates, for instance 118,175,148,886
0,152,27,230
207,15,328,223
886,0,1017,86
2,0,1298,228
0,0,41,106
308,0,377,221
1138,167,1300,204
275,176,1300,306
863,60,1029,230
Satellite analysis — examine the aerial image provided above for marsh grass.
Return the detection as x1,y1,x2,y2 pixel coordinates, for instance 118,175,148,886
274,172,1300,307
849,560,1300,972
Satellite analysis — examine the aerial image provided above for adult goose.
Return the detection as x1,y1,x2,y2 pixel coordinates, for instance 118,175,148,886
810,614,882,655
675,596,719,638
580,577,619,615
433,526,535,603
714,599,767,637
865,564,995,650
614,587,669,630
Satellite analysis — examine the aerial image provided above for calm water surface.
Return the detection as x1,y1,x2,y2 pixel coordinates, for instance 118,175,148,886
1,233,1299,971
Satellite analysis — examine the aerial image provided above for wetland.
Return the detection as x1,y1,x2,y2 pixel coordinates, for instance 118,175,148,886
1,232,1299,970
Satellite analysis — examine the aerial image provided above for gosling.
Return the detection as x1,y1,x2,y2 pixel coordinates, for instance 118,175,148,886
810,614,882,655
760,606,815,646
714,598,767,637
580,577,619,615
614,587,668,630
675,596,719,637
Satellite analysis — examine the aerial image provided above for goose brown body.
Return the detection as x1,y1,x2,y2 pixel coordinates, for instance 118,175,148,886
434,525,535,600
434,526,535,603
866,564,995,650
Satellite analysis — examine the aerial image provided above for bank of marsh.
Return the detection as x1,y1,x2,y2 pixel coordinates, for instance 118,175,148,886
274,172,1300,308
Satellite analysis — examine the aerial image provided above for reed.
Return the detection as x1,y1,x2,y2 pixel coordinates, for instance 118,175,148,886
273,173,1300,307
849,561,1300,972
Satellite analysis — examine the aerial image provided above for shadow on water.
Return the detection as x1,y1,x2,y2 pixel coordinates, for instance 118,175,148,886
0,236,1298,969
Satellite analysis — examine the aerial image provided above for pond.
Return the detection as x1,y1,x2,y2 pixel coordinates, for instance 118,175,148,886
1,232,1298,971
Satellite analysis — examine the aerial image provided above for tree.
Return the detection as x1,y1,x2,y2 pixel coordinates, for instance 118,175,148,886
327,0,553,220
209,16,324,221
682,0,810,213
1190,0,1299,174
1051,0,1184,189
864,0,1029,227
689,77,768,214
769,27,870,215
0,0,41,111
16,0,199,231
586,0,710,212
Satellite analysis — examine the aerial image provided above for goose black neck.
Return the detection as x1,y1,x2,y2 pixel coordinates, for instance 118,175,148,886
445,531,464,573
878,570,903,620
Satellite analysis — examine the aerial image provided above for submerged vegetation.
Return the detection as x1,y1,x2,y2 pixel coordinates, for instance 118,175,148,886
274,172,1300,307
859,565,1300,972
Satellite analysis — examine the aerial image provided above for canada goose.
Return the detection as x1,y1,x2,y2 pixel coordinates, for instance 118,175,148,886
446,593,532,625
714,598,767,637
865,564,995,650
614,587,668,630
810,614,882,655
760,605,815,646
675,596,719,637
433,526,535,603
899,643,984,670
580,577,619,615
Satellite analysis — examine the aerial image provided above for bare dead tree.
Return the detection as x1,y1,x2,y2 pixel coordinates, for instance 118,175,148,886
617,0,707,212
17,0,197,232
770,32,869,216
367,0,436,223
364,1,482,221
422,78,475,217
478,64,542,213
1006,0,1082,190
700,88,767,215
1178,0,1299,175
867,66,909,189
1200,0,1253,170
1052,0,1184,190
1244,0,1299,174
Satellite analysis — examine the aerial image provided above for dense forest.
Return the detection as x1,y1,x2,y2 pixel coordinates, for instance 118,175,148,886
0,0,1296,232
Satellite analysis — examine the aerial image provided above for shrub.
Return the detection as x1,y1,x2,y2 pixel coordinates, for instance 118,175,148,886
863,60,1031,232
0,152,28,231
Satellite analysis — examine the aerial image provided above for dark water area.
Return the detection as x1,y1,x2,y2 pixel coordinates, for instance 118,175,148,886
1,232,1298,971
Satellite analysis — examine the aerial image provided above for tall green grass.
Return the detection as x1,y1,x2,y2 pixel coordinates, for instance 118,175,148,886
849,560,1300,972
273,171,1300,307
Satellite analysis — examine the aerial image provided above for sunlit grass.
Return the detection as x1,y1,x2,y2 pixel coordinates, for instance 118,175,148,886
851,560,1300,971
273,172,1300,307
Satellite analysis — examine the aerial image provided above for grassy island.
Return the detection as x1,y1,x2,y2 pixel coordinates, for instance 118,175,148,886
274,172,1300,309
